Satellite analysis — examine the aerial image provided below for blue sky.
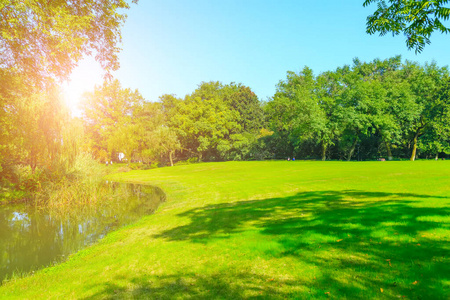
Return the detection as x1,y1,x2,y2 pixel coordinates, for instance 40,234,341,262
64,0,450,113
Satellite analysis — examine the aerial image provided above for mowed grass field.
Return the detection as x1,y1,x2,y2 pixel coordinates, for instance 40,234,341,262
0,161,449,299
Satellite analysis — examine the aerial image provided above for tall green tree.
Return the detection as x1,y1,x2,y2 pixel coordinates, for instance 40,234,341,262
222,83,265,133
375,59,416,160
161,82,261,162
133,101,165,164
399,61,450,160
315,69,347,160
338,58,396,161
80,79,144,162
268,67,332,160
147,126,181,167
107,123,140,165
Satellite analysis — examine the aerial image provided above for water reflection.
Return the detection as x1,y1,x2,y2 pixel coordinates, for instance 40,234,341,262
0,183,164,282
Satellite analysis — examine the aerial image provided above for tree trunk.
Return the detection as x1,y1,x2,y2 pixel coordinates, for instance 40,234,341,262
435,153,439,160
321,142,327,161
347,137,358,161
385,141,393,160
169,150,174,167
410,131,420,161
30,148,37,174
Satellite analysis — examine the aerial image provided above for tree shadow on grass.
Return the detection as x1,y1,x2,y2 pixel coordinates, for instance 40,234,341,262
152,190,449,299
155,190,448,243
87,190,449,299
82,271,309,300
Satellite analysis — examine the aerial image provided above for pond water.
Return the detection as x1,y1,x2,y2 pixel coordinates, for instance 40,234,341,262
0,183,165,283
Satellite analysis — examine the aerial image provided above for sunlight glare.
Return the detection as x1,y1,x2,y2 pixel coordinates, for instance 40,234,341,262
62,57,104,117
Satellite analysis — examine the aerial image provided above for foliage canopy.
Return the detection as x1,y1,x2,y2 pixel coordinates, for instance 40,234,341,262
0,0,137,86
364,0,450,53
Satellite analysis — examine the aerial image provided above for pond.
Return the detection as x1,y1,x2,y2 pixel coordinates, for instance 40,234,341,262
0,183,165,283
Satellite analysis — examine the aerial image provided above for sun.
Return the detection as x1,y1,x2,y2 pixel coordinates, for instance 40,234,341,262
62,57,104,117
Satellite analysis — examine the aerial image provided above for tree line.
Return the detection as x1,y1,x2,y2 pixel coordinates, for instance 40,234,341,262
268,56,450,161
77,56,450,166
1,56,449,186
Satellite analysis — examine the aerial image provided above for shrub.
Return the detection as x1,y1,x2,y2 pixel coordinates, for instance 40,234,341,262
174,157,199,166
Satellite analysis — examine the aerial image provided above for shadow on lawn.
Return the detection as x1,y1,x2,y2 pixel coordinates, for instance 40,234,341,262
155,190,448,243
91,190,449,299
83,271,309,300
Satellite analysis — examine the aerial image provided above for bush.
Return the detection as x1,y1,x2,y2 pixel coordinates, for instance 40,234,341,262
174,157,198,166
116,166,132,173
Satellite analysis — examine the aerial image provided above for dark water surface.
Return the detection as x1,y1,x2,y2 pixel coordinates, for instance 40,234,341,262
0,183,165,282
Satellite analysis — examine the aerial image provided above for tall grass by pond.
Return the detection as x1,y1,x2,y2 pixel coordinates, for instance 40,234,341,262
32,153,106,209
0,153,114,214
0,161,449,299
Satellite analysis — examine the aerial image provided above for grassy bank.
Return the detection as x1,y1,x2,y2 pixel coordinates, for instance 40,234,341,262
0,161,449,299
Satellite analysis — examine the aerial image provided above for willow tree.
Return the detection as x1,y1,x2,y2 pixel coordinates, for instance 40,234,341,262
13,88,71,174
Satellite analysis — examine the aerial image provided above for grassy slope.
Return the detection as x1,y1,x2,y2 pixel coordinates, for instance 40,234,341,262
0,161,449,299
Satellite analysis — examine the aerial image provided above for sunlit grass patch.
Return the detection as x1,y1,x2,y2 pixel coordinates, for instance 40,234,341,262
0,161,449,299
416,215,450,223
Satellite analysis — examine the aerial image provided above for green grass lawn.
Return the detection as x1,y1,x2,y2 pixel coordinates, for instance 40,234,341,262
0,161,449,299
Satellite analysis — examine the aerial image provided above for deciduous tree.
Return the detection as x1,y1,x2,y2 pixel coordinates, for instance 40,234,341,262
80,79,144,161
0,0,138,86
